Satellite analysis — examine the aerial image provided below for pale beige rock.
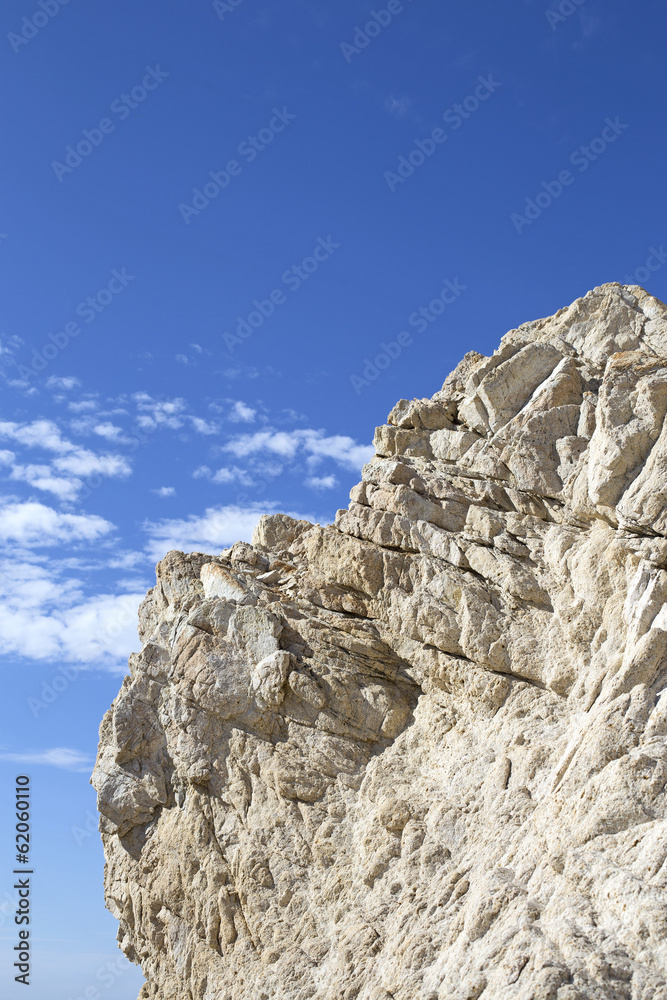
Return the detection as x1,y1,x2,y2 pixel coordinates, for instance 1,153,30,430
95,283,667,1000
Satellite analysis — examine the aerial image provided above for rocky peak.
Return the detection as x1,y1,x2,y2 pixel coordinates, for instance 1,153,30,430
94,283,667,999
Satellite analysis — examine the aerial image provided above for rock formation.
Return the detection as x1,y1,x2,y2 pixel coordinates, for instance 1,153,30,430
94,283,667,1000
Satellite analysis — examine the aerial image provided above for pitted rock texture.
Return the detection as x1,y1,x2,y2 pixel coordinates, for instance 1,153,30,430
95,283,667,1000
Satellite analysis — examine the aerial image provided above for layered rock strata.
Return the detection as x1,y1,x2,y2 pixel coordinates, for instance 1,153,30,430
95,283,667,1000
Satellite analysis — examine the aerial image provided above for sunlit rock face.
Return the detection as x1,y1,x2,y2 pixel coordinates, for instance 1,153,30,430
94,283,667,1000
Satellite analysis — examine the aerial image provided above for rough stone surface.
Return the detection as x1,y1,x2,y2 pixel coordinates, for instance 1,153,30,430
94,283,667,1000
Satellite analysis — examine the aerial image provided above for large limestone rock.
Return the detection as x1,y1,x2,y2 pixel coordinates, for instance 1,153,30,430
94,283,667,999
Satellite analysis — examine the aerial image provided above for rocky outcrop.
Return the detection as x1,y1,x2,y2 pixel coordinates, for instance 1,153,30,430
94,283,667,1000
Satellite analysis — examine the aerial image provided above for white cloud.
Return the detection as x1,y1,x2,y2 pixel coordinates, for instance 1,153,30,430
306,474,338,491
69,417,95,435
0,748,92,772
224,428,373,472
46,376,81,391
188,416,218,435
7,454,130,501
9,464,81,501
133,393,187,431
0,405,367,673
0,557,83,612
229,401,257,423
5,379,36,393
125,395,218,435
106,551,145,570
221,363,262,380
0,419,74,453
301,433,374,470
92,422,124,441
0,420,131,498
143,503,319,562
0,558,143,665
0,500,113,547
68,399,99,413
52,450,131,479
211,468,242,484
194,465,258,487
56,592,143,662
226,430,300,460
115,576,151,592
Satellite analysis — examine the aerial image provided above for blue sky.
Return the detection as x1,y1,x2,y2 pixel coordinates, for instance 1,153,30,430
1,0,666,996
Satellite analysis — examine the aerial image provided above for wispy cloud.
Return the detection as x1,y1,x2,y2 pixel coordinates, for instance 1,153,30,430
9,464,83,501
133,392,187,431
52,450,131,478
67,399,99,413
0,335,22,359
143,502,321,562
224,428,373,471
385,94,412,118
46,376,81,391
305,474,338,491
228,400,257,423
0,420,132,498
193,464,266,487
189,416,218,435
0,747,92,772
174,343,207,366
132,393,218,435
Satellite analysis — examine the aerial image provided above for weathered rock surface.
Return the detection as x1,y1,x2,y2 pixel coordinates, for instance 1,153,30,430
94,283,667,999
